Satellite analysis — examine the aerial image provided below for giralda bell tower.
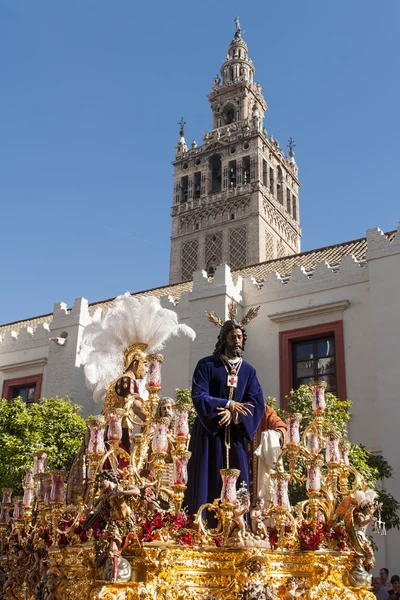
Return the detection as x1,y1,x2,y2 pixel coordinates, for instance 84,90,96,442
169,19,301,284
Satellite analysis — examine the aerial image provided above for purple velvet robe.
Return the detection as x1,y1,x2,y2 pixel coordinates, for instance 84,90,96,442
184,355,265,517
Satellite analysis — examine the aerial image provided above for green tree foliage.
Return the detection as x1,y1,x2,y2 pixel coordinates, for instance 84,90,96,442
0,397,86,494
269,385,400,531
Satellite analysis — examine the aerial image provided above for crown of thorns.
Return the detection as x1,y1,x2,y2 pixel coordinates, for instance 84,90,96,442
205,300,260,328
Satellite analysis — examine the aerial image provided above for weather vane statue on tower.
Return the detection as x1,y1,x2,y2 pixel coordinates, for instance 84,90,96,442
234,16,241,37
178,117,186,138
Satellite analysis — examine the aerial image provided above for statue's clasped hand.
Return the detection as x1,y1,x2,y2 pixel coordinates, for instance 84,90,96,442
217,407,232,426
230,401,254,418
217,402,254,426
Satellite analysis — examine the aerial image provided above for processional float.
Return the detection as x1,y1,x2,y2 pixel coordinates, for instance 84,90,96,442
0,295,383,599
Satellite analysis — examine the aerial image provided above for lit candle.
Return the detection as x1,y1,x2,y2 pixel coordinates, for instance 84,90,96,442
2,488,13,504
43,473,52,505
36,473,46,502
152,418,169,453
87,416,107,455
306,431,320,455
147,354,164,390
340,441,351,465
0,506,10,523
172,450,191,485
24,468,34,486
13,499,24,520
107,409,124,442
272,472,290,508
33,451,47,475
285,413,302,445
310,381,327,414
22,486,34,508
325,432,341,465
50,471,67,503
173,404,191,438
220,468,240,504
306,457,323,493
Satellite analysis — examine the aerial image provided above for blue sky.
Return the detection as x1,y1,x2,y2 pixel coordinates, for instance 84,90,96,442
1,0,399,324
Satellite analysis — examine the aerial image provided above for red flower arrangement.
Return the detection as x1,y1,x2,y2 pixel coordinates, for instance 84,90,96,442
298,522,322,550
297,521,348,551
267,526,293,549
138,510,195,546
56,512,103,547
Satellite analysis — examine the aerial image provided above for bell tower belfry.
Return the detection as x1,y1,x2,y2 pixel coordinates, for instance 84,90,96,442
169,19,301,284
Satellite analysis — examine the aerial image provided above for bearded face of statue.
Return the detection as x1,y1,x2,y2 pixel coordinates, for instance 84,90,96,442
225,328,244,358
159,399,174,420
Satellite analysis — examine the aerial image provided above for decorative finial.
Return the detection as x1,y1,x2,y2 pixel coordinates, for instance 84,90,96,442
234,16,241,37
178,117,186,138
287,137,296,157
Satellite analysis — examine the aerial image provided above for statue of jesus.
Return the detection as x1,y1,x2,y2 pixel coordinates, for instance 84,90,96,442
185,314,285,517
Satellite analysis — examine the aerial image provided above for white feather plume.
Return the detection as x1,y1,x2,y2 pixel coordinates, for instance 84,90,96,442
79,294,196,403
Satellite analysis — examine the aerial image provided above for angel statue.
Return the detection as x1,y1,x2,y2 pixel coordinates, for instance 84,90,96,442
337,488,379,573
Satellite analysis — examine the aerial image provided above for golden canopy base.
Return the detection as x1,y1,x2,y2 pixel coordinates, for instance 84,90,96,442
24,545,376,600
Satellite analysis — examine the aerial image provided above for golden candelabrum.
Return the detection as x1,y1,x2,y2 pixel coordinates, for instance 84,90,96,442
272,381,365,540
0,378,378,600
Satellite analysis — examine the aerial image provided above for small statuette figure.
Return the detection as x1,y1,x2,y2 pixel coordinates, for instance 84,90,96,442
250,496,268,539
35,565,64,600
238,560,279,600
252,104,261,131
191,139,197,149
213,73,221,87
225,486,251,545
284,577,305,599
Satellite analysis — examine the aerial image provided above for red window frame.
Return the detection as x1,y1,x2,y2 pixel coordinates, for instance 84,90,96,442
279,321,346,408
2,374,43,404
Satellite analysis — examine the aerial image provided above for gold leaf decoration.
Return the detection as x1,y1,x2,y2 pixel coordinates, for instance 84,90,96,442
205,311,224,328
241,306,261,326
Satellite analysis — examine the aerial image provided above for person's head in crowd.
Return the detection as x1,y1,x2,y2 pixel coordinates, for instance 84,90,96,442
393,580,400,595
391,575,400,585
373,577,384,594
380,569,390,585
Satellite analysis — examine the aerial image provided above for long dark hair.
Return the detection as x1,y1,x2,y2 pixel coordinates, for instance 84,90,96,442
213,320,247,355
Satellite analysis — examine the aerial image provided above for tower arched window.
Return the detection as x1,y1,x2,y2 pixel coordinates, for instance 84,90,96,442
287,188,292,215
194,172,201,199
223,103,235,125
277,166,284,205
292,196,298,221
209,154,222,193
180,176,189,202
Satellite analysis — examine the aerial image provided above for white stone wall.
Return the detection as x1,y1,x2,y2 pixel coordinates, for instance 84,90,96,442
1,225,399,572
